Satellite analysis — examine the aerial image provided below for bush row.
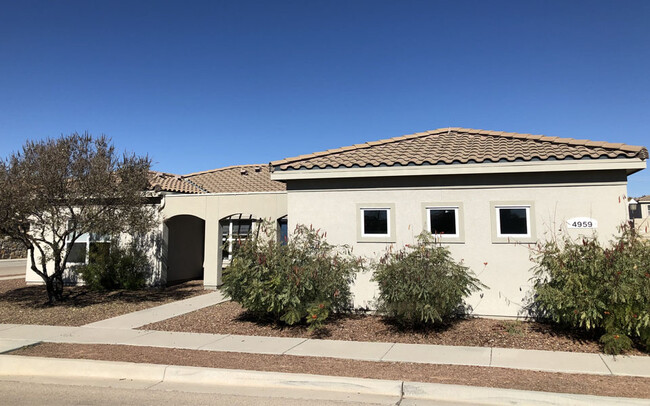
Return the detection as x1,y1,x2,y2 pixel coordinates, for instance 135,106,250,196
225,222,650,354
223,222,481,330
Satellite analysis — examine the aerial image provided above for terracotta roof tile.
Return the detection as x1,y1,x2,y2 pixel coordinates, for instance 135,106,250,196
148,172,204,194
271,127,648,171
149,165,286,194
184,165,286,193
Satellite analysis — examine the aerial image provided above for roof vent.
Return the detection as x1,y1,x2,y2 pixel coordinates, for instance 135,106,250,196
240,168,248,175
254,166,261,172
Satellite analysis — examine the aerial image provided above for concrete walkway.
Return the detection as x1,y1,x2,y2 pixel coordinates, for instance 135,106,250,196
0,288,649,379
84,290,228,329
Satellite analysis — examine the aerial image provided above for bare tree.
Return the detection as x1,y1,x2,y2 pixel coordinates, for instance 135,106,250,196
0,133,157,303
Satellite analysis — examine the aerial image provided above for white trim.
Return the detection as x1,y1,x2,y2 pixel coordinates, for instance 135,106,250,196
426,206,460,238
271,158,646,181
360,208,391,238
495,205,531,238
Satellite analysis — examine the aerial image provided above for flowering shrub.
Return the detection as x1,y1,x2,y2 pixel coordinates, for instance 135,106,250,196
529,226,650,354
372,232,484,327
222,222,361,330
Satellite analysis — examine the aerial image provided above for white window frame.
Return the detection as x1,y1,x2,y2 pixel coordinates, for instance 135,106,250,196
426,206,460,238
361,208,391,238
356,203,396,243
421,202,464,243
490,201,536,243
65,231,111,264
495,205,531,238
220,217,256,263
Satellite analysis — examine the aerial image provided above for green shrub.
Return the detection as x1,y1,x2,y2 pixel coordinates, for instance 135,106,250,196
75,241,150,290
372,232,485,327
222,223,361,329
529,226,650,354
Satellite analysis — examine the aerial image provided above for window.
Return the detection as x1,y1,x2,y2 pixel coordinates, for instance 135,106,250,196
277,216,288,245
66,231,110,264
491,201,536,243
427,207,459,237
357,204,395,242
496,206,530,237
422,202,464,243
362,209,389,236
220,216,255,262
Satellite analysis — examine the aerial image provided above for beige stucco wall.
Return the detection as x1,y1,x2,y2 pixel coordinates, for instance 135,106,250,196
25,192,288,288
161,191,287,288
285,171,630,317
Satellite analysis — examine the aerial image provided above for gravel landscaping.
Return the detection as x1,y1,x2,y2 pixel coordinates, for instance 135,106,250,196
0,278,208,326
10,343,650,399
143,301,649,356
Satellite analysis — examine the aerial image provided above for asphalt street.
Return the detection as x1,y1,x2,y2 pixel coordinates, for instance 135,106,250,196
0,258,26,277
0,379,411,406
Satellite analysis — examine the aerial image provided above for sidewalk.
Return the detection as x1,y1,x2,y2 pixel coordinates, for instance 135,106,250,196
0,290,648,378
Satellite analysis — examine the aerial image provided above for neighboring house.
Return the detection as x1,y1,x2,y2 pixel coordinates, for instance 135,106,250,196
270,127,647,317
629,195,650,237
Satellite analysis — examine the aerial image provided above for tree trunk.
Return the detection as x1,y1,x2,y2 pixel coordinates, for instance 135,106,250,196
46,273,64,304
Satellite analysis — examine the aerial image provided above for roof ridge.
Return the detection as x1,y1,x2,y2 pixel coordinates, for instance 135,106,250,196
183,163,267,177
270,127,648,167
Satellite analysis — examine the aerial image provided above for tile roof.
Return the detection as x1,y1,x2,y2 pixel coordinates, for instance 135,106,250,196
184,165,286,193
149,165,286,194
149,172,204,194
638,195,650,202
271,127,648,171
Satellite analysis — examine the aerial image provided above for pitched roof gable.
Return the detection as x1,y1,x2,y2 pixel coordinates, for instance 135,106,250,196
271,127,648,171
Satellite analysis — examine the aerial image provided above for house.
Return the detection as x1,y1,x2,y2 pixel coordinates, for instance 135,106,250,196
629,195,650,237
269,127,647,317
24,127,648,319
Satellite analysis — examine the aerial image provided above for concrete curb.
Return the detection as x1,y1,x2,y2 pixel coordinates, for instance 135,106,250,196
1,355,648,405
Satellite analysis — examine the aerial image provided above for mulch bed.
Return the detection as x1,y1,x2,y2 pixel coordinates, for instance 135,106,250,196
143,301,649,356
0,278,208,326
10,343,650,399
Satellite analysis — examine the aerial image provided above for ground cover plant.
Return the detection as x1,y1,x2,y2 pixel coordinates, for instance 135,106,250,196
529,226,650,354
372,232,485,327
222,223,362,329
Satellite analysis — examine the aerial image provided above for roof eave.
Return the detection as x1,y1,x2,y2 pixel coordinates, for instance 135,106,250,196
270,158,647,181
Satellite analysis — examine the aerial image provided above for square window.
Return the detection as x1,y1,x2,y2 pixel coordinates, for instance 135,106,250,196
361,208,389,236
497,206,530,237
67,242,87,263
427,207,459,237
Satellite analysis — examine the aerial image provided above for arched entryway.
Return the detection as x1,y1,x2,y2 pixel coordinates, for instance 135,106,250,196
165,215,205,283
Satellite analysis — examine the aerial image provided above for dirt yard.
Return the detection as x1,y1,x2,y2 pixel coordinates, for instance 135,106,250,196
142,301,649,356
0,278,208,326
11,343,650,399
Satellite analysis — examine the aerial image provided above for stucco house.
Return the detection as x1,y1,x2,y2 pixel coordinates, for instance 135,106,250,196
24,127,648,318
269,127,647,317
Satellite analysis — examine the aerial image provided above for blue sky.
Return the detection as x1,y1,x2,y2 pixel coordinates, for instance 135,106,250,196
1,1,648,195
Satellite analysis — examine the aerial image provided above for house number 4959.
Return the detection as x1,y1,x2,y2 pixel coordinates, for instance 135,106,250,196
567,217,598,229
